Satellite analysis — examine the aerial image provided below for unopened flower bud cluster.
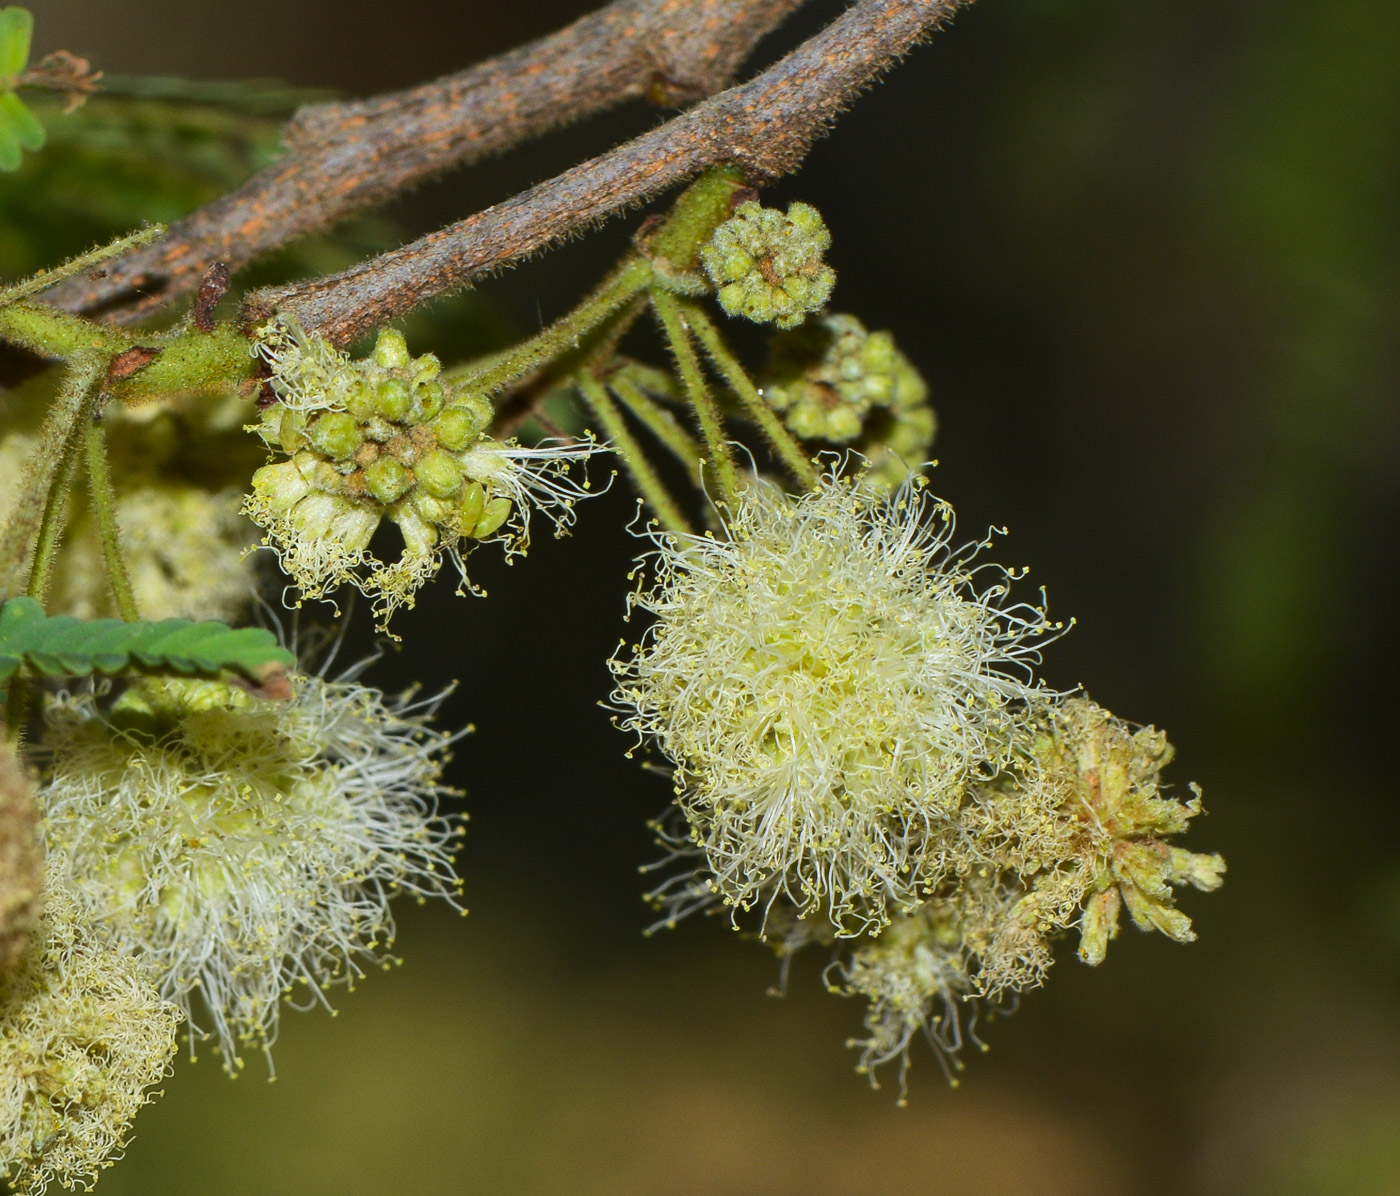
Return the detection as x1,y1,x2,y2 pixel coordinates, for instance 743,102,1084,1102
700,200,836,328
761,313,936,484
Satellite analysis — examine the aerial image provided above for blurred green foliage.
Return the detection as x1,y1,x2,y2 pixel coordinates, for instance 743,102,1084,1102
0,8,44,172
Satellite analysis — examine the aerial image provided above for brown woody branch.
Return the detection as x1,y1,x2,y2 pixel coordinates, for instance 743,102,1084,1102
45,0,807,323
247,0,967,346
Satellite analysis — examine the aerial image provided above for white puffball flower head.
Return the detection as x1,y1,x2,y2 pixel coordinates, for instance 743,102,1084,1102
0,884,181,1195
38,672,465,1073
611,470,1060,936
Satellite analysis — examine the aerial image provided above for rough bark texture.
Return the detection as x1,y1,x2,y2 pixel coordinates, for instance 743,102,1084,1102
246,0,968,345
45,0,807,323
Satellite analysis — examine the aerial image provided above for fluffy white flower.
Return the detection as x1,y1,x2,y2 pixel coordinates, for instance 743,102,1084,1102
38,673,464,1071
611,471,1059,936
0,884,181,1195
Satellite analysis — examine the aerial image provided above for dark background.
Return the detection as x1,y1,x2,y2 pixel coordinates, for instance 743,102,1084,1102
8,1,1400,1192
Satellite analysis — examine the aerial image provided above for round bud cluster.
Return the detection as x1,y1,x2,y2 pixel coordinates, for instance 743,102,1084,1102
0,885,180,1196
699,200,835,328
762,313,929,444
247,320,597,624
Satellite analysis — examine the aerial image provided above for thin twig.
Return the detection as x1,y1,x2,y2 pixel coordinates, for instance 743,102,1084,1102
682,299,818,489
0,359,106,597
46,0,807,323
84,418,139,621
577,373,692,535
652,289,739,508
246,0,967,346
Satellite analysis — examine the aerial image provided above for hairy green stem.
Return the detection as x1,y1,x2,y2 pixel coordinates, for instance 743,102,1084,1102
84,418,139,621
682,300,818,490
0,301,128,361
577,373,691,534
651,288,738,508
644,165,746,274
0,225,164,307
0,358,105,596
609,372,702,469
614,360,682,403
25,435,81,604
456,256,653,396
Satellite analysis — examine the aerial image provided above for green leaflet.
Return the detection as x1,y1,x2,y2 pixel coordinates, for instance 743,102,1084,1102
0,8,32,80
0,7,42,172
0,597,296,699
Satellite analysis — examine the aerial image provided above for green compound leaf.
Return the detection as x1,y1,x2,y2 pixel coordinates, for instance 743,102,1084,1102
0,597,296,698
0,8,33,80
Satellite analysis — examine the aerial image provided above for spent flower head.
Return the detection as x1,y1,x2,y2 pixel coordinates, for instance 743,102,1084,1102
831,898,977,1098
37,670,465,1071
764,695,1225,1091
0,884,180,1195
246,318,600,625
1033,697,1227,967
612,469,1060,936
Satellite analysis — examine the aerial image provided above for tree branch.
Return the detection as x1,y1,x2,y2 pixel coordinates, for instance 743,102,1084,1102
45,0,807,323
247,0,968,347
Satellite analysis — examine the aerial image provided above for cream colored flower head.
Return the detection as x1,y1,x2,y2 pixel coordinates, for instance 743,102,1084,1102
37,672,465,1072
246,318,601,626
833,899,975,1099
611,469,1060,936
0,884,180,1195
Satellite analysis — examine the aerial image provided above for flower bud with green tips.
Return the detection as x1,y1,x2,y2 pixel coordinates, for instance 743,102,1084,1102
700,200,836,329
246,318,601,624
758,313,936,486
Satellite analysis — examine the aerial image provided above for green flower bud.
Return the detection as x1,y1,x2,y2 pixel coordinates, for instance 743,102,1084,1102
411,353,442,385
371,328,411,370
410,490,454,527
413,381,446,422
472,495,513,539
431,405,482,452
456,481,485,533
345,377,378,420
459,393,494,431
414,449,463,500
310,411,364,460
761,314,932,461
365,456,413,504
375,378,413,422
